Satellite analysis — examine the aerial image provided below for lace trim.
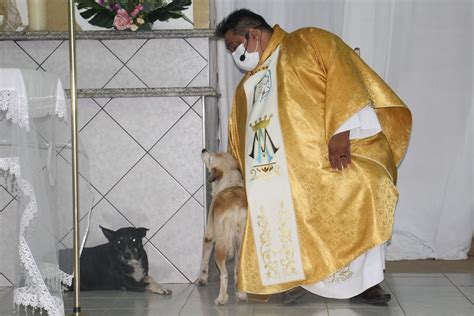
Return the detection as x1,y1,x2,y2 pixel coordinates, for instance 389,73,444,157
28,96,66,119
1,158,68,315
14,287,64,316
15,238,64,316
0,89,29,131
0,90,66,130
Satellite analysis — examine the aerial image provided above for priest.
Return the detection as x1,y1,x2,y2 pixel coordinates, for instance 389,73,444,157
216,9,412,305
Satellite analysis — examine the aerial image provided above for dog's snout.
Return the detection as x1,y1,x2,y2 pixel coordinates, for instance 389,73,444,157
123,252,132,260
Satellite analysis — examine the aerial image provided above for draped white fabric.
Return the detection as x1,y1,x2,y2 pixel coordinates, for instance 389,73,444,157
0,69,93,314
212,0,473,260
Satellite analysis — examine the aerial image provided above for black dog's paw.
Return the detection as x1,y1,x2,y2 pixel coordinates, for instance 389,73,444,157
148,282,172,295
155,288,172,295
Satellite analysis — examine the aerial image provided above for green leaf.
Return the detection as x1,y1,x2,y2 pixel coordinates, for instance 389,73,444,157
88,10,115,28
147,0,191,23
75,0,114,29
75,0,106,10
79,8,99,20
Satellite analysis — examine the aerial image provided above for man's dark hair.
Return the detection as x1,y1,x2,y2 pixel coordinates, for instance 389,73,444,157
215,9,273,38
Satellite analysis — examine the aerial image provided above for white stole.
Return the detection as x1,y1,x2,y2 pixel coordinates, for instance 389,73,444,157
244,47,305,286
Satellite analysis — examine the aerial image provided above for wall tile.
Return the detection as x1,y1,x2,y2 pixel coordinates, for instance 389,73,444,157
127,39,206,88
101,39,147,63
150,110,203,193
42,40,122,89
78,111,145,194
16,41,62,65
106,155,190,235
105,97,188,150
0,41,38,69
150,199,204,281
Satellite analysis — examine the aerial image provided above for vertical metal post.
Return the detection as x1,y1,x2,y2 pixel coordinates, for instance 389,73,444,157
67,0,81,314
201,96,208,226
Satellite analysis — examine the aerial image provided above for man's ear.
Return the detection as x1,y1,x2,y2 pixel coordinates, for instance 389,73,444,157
136,227,149,238
100,225,115,242
208,167,223,183
248,28,260,40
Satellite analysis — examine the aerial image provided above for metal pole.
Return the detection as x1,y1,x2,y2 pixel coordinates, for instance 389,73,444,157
67,0,81,314
201,96,208,227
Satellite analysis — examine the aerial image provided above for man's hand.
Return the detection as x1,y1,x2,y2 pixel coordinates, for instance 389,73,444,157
328,131,351,171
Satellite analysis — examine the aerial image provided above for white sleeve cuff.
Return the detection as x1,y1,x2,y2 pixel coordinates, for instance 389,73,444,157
333,105,382,139
335,112,361,135
358,106,381,131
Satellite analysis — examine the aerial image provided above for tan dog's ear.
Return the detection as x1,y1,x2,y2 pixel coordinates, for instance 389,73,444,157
208,167,223,183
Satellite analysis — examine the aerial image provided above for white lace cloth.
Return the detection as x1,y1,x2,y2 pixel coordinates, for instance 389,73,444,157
0,69,66,132
0,68,70,316
0,69,29,130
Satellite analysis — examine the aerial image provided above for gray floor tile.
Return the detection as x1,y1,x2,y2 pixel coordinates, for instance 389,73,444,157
328,307,405,316
180,298,255,316
402,305,474,316
2,273,474,315
385,272,445,278
387,276,473,315
457,285,474,304
445,273,474,286
253,306,328,316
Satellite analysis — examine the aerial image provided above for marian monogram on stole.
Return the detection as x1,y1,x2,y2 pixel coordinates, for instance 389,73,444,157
248,70,281,182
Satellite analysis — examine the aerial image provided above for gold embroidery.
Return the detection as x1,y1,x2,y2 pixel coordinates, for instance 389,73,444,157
257,207,278,279
249,163,281,181
322,266,354,285
256,202,301,281
250,115,273,132
278,202,297,276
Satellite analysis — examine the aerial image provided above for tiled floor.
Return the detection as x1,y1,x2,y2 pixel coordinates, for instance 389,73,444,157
1,272,473,315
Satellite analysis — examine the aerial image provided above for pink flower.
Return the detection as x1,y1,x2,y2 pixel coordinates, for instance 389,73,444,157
131,4,143,17
113,9,131,30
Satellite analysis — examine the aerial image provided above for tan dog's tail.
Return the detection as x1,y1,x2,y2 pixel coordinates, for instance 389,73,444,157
213,205,244,259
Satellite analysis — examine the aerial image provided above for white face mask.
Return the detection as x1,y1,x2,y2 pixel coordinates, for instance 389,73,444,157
232,38,260,71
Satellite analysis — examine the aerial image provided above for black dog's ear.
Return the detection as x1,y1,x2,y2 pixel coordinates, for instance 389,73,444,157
100,225,115,241
136,227,149,238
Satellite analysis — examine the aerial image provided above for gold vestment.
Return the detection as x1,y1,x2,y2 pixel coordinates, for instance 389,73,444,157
229,25,412,294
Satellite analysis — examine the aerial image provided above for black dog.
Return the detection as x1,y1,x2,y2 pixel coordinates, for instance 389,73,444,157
78,226,171,294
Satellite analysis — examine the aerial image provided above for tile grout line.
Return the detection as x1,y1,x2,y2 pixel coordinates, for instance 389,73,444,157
99,38,150,89
145,241,191,283
147,195,194,241
57,105,199,243
185,63,208,88
99,105,197,198
178,284,197,315
0,273,14,286
183,38,208,62
383,277,408,315
443,272,474,305
13,41,43,69
38,40,64,69
0,196,17,213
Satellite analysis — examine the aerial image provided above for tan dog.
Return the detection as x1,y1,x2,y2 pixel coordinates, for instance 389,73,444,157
197,150,248,305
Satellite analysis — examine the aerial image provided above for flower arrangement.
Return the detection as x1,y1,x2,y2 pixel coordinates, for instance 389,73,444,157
75,0,192,31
